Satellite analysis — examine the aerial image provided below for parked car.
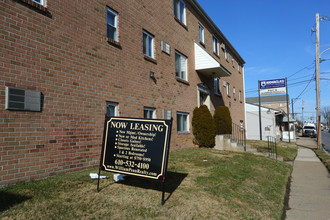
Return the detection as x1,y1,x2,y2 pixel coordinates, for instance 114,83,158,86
302,123,317,138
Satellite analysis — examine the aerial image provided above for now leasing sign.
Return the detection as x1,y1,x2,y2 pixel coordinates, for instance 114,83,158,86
259,78,286,95
100,117,172,180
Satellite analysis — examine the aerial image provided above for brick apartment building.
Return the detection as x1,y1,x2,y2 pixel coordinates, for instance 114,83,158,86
0,0,245,186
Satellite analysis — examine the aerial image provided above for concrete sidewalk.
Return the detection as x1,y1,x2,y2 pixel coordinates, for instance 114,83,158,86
286,137,330,220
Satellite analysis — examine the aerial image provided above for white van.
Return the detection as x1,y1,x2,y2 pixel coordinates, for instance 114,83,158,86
302,123,317,138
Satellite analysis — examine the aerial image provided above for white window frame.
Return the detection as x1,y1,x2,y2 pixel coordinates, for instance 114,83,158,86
32,0,46,6
213,35,219,55
106,102,118,116
144,107,156,119
214,77,220,96
175,51,188,81
225,49,228,60
143,30,154,58
232,55,234,66
177,112,189,133
238,63,241,72
174,0,186,25
199,24,204,43
226,82,230,96
106,7,118,42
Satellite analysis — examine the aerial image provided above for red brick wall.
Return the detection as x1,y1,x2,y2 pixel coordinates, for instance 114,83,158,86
0,0,245,186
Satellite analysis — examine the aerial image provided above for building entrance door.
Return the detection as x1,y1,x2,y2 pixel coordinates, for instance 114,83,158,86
197,83,210,109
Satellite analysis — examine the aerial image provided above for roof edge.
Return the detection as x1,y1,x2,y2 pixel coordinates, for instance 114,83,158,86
188,0,245,64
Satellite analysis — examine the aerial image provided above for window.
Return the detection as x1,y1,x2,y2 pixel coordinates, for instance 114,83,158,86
225,49,228,60
233,87,236,100
106,7,118,42
226,82,230,96
214,77,220,95
177,112,189,132
106,102,118,116
199,24,204,44
174,0,186,25
143,30,154,58
144,107,155,119
279,103,283,107
239,90,242,102
213,36,219,55
175,51,187,81
238,63,241,72
32,0,45,6
231,55,234,66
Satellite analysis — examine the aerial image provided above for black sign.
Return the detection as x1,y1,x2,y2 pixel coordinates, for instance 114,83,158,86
101,117,172,180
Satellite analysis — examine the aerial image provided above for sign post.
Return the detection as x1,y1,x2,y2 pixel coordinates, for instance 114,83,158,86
97,116,172,205
258,80,262,140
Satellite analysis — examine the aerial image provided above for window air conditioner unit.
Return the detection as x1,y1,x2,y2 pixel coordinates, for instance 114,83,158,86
161,41,171,55
163,109,172,120
221,43,226,50
5,87,41,112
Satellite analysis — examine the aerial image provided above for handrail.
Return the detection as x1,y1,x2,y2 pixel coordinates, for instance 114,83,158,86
267,136,277,159
223,122,246,151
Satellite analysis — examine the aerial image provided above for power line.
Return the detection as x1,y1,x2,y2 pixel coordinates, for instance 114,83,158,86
292,73,315,100
245,78,315,95
245,63,315,93
287,63,314,79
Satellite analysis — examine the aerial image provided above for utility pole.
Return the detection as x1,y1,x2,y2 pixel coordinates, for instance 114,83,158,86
315,13,322,149
291,98,294,119
286,78,290,143
302,100,304,124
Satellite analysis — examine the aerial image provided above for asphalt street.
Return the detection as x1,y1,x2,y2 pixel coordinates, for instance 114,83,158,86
321,130,330,153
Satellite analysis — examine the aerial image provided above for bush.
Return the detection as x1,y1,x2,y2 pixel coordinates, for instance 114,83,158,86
214,106,232,134
192,105,216,148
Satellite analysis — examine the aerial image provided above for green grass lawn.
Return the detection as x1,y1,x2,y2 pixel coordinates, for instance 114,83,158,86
0,148,292,219
313,149,330,172
247,140,298,161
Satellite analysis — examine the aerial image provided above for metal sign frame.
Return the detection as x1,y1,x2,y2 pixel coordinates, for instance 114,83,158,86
97,116,172,205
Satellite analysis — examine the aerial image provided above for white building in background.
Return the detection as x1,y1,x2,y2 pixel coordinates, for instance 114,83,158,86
245,103,279,141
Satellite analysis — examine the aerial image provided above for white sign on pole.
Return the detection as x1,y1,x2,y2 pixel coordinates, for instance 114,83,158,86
259,87,286,95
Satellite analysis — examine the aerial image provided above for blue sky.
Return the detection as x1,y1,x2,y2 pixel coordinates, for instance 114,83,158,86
197,0,330,122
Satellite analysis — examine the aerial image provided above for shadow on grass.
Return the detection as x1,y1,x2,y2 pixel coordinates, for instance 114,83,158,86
118,171,187,192
0,191,32,212
117,171,188,203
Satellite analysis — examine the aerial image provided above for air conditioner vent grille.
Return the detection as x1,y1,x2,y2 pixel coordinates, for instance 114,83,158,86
5,87,41,112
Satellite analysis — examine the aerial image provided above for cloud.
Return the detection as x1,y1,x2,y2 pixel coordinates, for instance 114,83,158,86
245,66,281,76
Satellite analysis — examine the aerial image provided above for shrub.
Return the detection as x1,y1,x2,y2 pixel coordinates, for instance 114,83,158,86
192,105,216,148
214,106,232,134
